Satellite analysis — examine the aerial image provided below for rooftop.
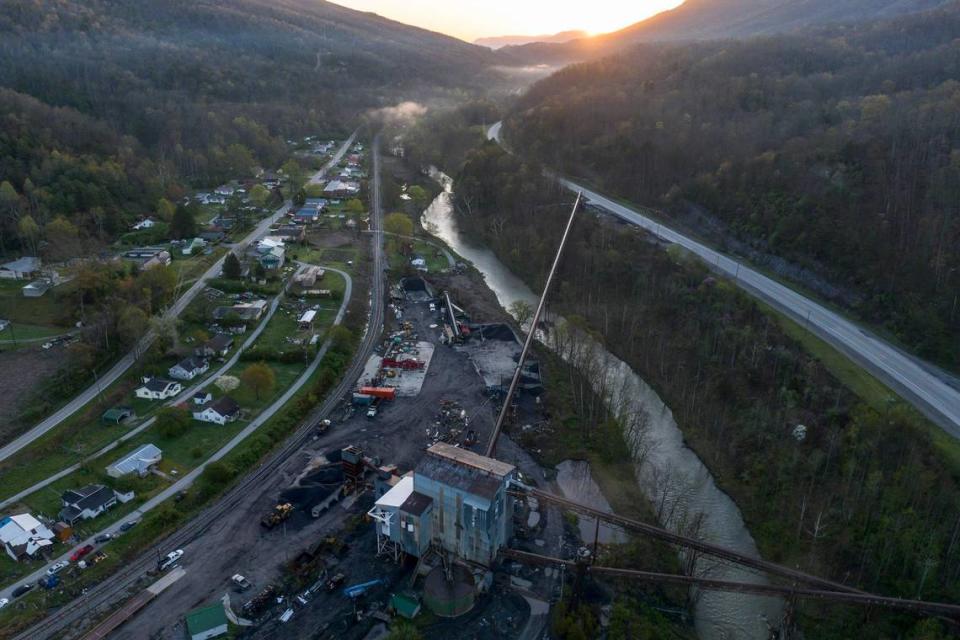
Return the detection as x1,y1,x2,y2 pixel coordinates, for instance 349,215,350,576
185,603,228,635
416,444,516,502
426,443,516,477
376,475,414,509
1,256,40,272
401,491,433,517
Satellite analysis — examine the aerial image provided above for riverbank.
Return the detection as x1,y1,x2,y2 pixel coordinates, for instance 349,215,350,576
447,142,960,638
417,175,778,638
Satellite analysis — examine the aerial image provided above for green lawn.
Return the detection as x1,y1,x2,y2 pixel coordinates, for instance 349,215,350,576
0,278,74,328
388,238,448,273
0,323,65,345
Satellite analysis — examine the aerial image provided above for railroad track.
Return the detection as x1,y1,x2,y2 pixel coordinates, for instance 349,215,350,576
16,135,386,640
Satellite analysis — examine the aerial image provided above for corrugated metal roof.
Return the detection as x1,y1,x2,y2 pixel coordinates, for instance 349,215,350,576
426,443,515,477
401,491,433,516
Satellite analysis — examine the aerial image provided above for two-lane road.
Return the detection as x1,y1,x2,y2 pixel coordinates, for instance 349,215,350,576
488,122,960,439
0,132,358,464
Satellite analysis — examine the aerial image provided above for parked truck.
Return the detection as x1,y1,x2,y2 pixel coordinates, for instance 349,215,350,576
352,393,375,407
261,503,294,529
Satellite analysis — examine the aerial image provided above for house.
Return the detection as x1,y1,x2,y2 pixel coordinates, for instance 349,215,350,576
213,300,267,323
169,356,209,381
293,207,320,225
211,213,235,229
101,406,134,425
199,229,226,243
298,309,316,330
134,377,183,400
192,396,240,425
261,171,281,188
0,514,55,561
214,185,236,197
132,218,157,231
190,391,213,406
259,246,285,271
195,334,234,358
411,257,427,271
22,278,54,297
58,485,130,525
256,237,284,253
274,225,305,243
123,248,171,271
185,604,229,640
106,443,162,478
0,256,41,280
294,266,325,288
181,237,206,256
323,179,360,199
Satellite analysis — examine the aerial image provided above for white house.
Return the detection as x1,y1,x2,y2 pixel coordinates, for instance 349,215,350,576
0,514,55,561
106,443,162,478
192,397,240,425
58,485,132,525
169,357,209,381
132,218,157,231
182,237,206,256
191,391,214,406
135,377,183,400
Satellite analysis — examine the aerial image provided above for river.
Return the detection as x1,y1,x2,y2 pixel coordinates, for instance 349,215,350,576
421,172,783,639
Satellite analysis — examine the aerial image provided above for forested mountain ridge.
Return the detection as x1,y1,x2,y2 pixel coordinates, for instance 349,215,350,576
497,0,953,64
504,5,960,366
0,0,495,252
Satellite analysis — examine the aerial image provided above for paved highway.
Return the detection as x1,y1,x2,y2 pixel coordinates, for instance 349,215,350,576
0,132,358,464
488,122,960,439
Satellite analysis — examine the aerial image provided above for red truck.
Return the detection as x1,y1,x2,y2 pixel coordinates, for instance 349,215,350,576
359,387,396,401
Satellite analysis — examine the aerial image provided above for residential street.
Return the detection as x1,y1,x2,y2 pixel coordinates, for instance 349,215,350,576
0,265,352,606
0,132,357,464
487,121,960,440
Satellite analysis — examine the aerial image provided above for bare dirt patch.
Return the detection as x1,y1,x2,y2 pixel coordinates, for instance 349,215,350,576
0,346,64,441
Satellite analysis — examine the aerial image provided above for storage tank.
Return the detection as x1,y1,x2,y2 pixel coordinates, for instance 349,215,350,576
423,564,475,618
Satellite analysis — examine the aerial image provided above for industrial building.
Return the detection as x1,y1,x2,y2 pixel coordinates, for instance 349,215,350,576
369,443,517,567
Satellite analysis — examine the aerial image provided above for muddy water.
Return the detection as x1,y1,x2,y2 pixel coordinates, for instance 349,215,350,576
555,460,627,545
422,173,783,639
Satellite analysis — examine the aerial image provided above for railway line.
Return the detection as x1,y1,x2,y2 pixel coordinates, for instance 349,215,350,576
14,134,385,640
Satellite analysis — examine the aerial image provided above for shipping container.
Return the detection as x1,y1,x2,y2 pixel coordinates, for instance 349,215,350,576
359,387,396,401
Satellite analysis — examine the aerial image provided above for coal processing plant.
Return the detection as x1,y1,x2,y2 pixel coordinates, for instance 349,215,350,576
368,442,517,618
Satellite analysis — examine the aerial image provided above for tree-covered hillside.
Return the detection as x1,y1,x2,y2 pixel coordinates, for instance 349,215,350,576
0,0,495,251
505,5,960,365
496,0,951,65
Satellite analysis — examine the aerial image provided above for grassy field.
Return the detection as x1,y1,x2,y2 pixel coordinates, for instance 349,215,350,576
0,279,73,328
387,238,448,273
0,323,65,345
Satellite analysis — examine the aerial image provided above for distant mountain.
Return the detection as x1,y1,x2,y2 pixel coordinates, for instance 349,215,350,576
475,30,588,49
497,0,953,64
0,0,496,246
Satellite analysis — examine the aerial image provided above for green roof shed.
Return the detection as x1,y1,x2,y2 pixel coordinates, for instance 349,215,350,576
391,591,422,619
185,603,228,640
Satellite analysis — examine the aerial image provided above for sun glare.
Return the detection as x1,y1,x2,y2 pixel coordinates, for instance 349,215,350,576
331,0,685,42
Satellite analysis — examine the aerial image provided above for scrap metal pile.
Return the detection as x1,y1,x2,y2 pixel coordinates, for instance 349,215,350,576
425,400,478,448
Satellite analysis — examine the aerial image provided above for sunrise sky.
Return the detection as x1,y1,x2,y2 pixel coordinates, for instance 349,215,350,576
331,0,684,42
